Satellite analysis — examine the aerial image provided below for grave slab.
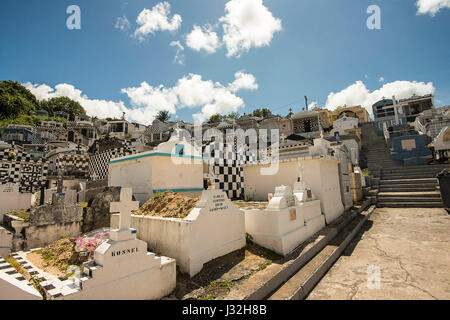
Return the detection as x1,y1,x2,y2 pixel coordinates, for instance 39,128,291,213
244,183,323,257
111,188,246,277
3,188,177,300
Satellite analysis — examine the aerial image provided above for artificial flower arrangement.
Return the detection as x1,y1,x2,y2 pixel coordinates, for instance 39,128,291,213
75,228,110,256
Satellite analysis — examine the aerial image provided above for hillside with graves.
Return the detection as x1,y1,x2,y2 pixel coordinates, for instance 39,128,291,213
1,84,449,300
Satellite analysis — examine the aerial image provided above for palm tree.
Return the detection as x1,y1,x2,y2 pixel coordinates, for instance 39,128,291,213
156,110,170,123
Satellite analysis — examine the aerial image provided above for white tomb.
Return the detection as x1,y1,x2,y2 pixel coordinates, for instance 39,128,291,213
433,126,450,159
298,158,344,224
244,183,323,257
0,188,176,300
62,188,176,300
330,115,359,136
293,166,325,239
243,156,344,225
0,184,33,219
111,188,246,278
331,144,353,210
353,166,366,187
108,128,205,204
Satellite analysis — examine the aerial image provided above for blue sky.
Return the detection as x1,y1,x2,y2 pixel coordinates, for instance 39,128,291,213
1,0,449,124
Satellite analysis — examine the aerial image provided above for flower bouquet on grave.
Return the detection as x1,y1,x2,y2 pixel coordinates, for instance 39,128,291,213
75,228,110,257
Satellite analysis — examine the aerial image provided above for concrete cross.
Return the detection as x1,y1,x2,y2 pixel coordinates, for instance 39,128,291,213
110,188,139,230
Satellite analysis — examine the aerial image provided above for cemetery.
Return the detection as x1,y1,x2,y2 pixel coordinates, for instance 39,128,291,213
0,114,377,300
0,98,448,300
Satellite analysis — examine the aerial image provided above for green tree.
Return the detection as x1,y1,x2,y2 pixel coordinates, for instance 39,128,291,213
208,114,222,123
156,110,171,123
40,96,86,121
225,112,240,120
252,108,272,118
261,108,273,118
0,81,40,120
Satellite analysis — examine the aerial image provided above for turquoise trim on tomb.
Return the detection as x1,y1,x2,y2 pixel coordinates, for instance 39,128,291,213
108,152,209,164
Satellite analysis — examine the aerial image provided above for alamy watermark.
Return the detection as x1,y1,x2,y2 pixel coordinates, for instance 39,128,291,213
168,125,280,176
366,265,381,289
367,5,381,30
66,5,81,30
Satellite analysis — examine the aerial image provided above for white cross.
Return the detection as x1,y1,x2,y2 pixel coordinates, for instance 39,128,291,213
110,188,139,230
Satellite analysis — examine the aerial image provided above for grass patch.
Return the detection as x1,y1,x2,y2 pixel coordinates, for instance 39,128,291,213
6,256,47,299
258,259,273,271
7,209,30,222
201,280,234,300
32,238,88,278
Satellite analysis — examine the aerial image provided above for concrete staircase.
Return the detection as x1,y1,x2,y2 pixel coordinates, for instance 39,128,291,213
378,165,447,208
362,122,448,208
361,123,402,170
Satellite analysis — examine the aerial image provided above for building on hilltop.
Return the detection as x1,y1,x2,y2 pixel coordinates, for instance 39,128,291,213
328,106,369,124
372,94,434,136
1,125,34,145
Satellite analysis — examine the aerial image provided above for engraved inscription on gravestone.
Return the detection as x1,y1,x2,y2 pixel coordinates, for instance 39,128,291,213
286,195,295,208
289,209,297,221
209,194,229,213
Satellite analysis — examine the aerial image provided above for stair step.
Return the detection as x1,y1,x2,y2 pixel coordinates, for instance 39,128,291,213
379,183,438,188
267,208,374,300
377,191,441,197
382,173,438,179
377,198,442,203
377,202,445,208
382,168,447,175
379,188,438,192
380,178,437,184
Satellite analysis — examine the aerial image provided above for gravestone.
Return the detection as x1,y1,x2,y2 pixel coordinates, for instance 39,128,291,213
298,158,344,224
0,184,33,219
62,188,176,300
78,182,87,202
110,188,246,277
293,164,315,202
245,185,314,256
292,172,325,239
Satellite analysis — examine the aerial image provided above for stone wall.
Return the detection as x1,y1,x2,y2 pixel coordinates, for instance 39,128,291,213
82,187,120,233
0,227,13,258
24,222,82,250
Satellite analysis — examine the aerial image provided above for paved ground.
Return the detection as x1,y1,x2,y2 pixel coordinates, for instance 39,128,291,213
307,207,450,300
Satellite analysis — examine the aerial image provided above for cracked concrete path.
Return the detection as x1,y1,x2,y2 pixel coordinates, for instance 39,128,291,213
307,207,450,300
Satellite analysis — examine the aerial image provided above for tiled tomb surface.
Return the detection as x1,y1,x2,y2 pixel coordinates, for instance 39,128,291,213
0,188,176,300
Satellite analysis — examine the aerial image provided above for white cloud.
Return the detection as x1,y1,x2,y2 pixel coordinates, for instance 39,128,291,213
325,80,435,116
24,71,258,124
23,82,129,120
115,15,131,32
227,70,259,92
308,101,318,110
416,0,450,16
170,40,184,51
378,77,385,83
186,25,221,54
219,0,282,58
173,74,217,108
170,40,185,65
121,82,179,122
173,72,257,122
134,2,182,41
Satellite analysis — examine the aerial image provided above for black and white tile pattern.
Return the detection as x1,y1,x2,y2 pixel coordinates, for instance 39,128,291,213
88,147,138,181
0,147,48,193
